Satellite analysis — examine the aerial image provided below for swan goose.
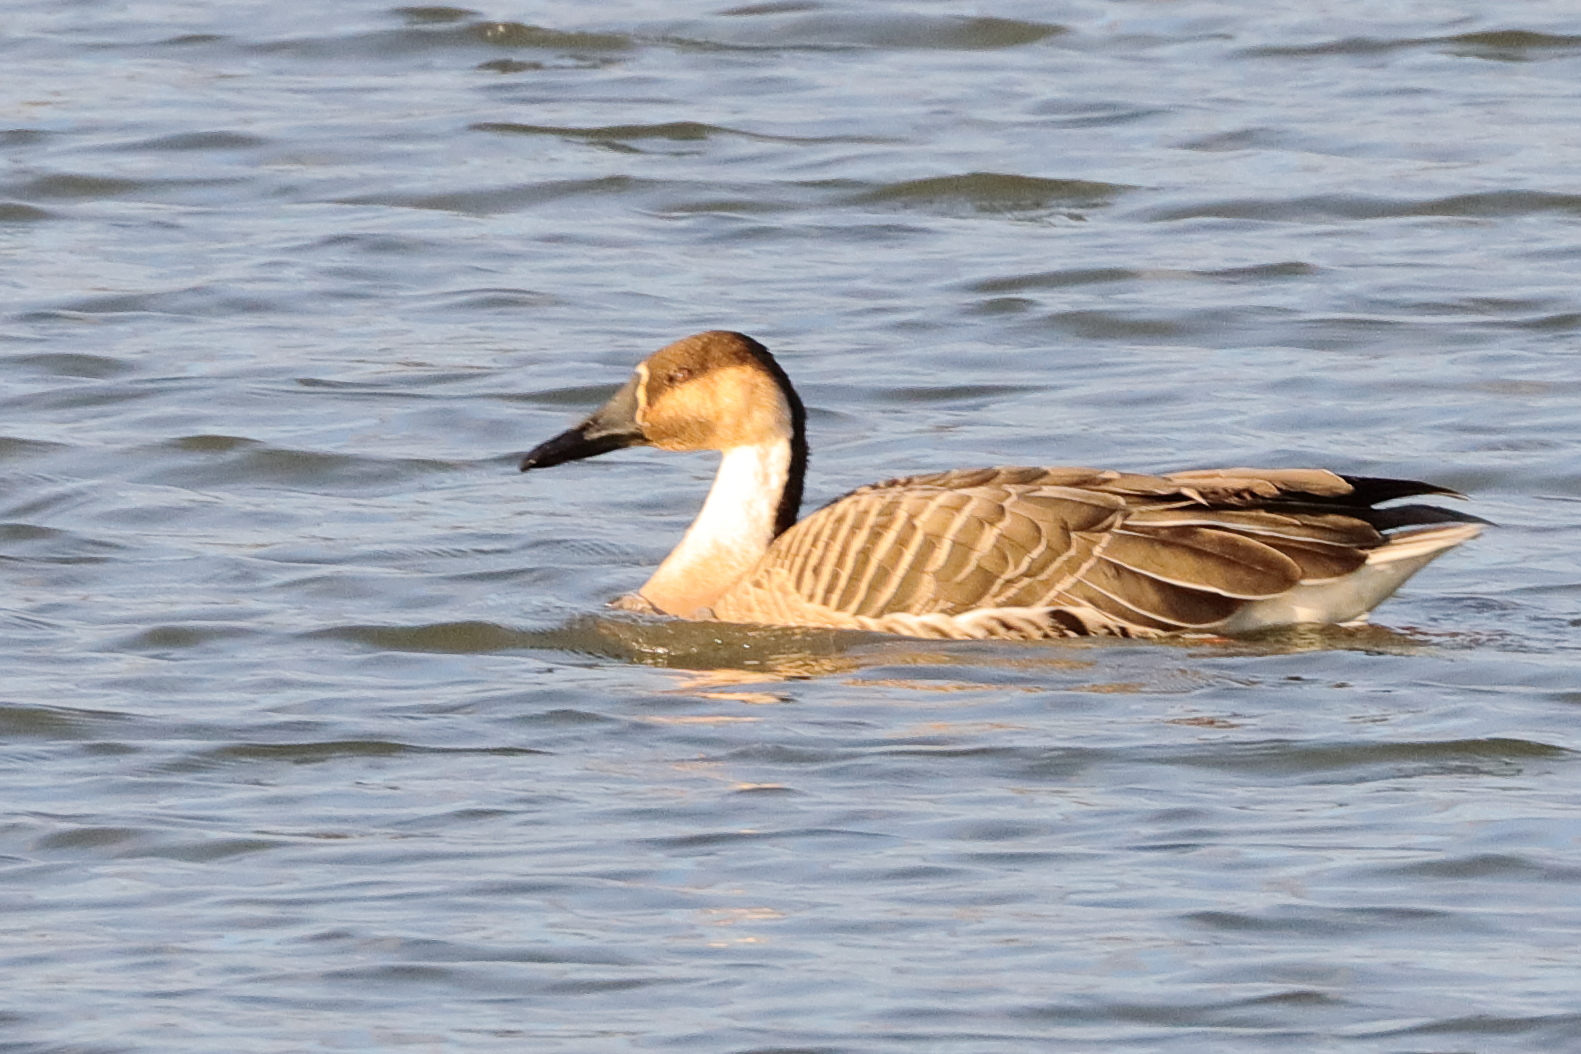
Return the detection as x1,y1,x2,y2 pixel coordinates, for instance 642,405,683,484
520,331,1482,640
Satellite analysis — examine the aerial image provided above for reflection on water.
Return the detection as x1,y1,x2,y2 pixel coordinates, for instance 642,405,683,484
318,608,1470,699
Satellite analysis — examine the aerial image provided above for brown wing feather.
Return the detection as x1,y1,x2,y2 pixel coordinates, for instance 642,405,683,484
714,466,1415,632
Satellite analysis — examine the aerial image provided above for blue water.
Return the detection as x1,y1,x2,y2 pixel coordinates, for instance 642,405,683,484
3,1,1580,1050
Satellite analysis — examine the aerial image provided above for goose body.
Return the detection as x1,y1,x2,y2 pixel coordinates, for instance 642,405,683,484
520,331,1482,640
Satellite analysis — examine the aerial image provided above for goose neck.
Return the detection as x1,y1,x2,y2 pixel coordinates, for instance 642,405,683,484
638,438,796,618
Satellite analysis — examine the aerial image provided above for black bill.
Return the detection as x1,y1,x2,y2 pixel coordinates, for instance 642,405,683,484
519,374,646,471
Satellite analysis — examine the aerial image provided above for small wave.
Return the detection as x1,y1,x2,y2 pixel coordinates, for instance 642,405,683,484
125,837,287,862
114,622,266,653
0,523,128,565
969,267,1138,293
9,173,142,199
23,821,289,862
719,2,820,15
1159,736,1567,782
309,620,552,653
0,436,73,463
200,739,548,763
1186,904,1464,936
323,932,637,966
1143,190,1581,223
1373,852,1581,882
475,120,721,143
135,436,454,493
512,383,624,409
4,172,243,203
1027,100,1165,128
392,6,478,26
874,383,1041,406
644,825,887,850
413,286,562,312
337,174,639,216
0,202,52,223
0,129,52,147
967,261,1317,294
471,120,878,147
1360,1011,1581,1043
1033,307,1207,341
852,173,1131,215
106,130,269,152
1509,312,1581,331
341,173,1127,219
0,700,130,740
19,284,281,320
4,352,135,379
254,20,632,60
467,21,631,50
1243,28,1581,62
663,13,1066,52
144,737,549,775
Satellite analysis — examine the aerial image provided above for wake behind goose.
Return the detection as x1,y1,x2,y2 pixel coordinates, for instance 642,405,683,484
519,331,1482,641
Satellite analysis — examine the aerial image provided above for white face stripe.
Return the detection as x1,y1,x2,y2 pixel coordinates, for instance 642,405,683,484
632,361,651,426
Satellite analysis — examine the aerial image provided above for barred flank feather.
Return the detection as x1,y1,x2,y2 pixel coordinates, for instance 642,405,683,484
710,466,1482,637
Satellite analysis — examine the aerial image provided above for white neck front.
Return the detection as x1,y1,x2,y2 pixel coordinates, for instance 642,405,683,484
638,439,793,618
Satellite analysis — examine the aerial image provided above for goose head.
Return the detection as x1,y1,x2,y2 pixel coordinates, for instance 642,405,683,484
519,333,810,617
519,330,802,471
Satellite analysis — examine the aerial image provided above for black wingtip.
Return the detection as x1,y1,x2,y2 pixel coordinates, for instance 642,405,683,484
1338,474,1467,505
1368,503,1495,531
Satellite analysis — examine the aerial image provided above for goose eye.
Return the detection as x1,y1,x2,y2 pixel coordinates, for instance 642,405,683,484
666,367,693,385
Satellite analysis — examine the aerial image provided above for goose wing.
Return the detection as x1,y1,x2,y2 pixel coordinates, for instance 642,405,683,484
713,466,1420,634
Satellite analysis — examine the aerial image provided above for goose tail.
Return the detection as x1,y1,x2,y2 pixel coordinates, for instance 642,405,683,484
1217,521,1483,633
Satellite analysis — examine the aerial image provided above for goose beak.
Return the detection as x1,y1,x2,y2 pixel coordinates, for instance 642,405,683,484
519,374,646,472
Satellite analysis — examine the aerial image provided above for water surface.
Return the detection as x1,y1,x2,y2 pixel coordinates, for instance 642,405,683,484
3,1,1580,1050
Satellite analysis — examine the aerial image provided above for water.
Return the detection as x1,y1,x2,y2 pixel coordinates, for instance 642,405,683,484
3,1,1580,1050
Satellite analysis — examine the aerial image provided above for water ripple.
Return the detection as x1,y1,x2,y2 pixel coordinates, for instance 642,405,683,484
1143,190,1581,223
662,13,1067,52
2,0,1578,1049
1243,28,1581,62
853,173,1131,213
